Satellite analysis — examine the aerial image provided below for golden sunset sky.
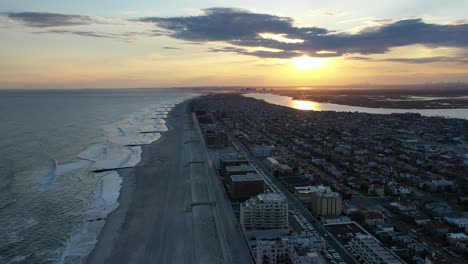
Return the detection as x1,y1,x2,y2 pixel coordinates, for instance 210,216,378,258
1,0,468,89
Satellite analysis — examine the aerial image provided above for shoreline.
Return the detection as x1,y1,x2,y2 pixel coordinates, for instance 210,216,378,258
84,98,225,264
244,93,468,120
271,88,468,109
84,102,179,263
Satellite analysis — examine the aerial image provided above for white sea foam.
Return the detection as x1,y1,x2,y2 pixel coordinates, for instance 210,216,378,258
55,171,122,264
56,160,93,176
55,93,198,263
96,171,122,214
48,96,192,185
78,144,142,170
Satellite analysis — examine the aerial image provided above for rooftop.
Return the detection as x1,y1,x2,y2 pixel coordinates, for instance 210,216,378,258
230,173,264,182
353,234,403,264
366,211,385,220
257,193,287,202
447,233,468,239
226,164,257,173
219,153,247,162
266,157,280,165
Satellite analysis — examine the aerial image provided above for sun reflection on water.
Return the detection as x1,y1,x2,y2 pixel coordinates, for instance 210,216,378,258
292,100,320,111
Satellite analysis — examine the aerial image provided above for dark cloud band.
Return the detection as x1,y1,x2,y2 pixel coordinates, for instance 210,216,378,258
350,56,468,64
137,8,468,59
6,12,99,27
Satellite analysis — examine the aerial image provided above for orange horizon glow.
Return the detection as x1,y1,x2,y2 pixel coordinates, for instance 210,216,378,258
292,56,328,71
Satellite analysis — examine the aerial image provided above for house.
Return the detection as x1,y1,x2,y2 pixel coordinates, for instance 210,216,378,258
388,181,412,195
427,220,450,234
375,224,395,234
365,211,385,226
407,242,427,254
368,184,385,197
265,157,281,172
277,164,293,175
425,202,452,217
446,233,468,244
444,217,468,232
251,145,274,158
390,199,417,212
419,180,457,192
411,212,431,226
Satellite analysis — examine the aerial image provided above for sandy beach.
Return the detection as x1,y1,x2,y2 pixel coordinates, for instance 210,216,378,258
85,101,224,264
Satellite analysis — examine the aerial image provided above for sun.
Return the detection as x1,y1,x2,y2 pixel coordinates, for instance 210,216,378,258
292,56,327,70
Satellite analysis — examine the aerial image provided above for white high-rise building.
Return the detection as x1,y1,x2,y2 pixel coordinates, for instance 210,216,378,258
240,193,288,230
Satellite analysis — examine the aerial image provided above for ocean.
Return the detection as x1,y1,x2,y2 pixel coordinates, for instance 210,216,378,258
0,89,196,264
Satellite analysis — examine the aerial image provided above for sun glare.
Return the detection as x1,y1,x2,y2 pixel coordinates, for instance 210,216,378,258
292,56,327,70
292,100,320,111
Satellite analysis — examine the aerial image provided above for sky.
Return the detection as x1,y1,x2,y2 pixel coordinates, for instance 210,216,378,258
1,0,468,89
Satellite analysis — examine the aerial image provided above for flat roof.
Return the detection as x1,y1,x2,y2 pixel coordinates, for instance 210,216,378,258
266,157,279,164
226,164,256,172
231,173,264,182
220,153,246,162
257,193,286,202
354,234,403,264
325,222,404,264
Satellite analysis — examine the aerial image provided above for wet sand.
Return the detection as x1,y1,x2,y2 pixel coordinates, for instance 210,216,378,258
85,101,224,264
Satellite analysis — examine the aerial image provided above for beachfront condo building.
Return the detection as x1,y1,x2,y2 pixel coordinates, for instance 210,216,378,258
228,173,265,201
240,193,288,230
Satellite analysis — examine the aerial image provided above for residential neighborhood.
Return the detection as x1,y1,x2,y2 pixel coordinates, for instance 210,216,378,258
191,93,468,264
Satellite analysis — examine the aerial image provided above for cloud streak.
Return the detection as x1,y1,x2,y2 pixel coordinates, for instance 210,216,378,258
348,56,468,64
32,29,162,41
5,12,100,27
2,12,165,41
208,46,301,58
137,8,468,59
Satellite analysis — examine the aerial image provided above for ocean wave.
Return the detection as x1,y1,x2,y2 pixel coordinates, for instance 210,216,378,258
0,217,39,248
55,94,197,263
47,160,94,183
0,199,17,210
56,171,121,264
77,145,142,170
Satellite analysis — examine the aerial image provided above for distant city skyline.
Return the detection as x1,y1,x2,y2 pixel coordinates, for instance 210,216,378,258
1,0,468,89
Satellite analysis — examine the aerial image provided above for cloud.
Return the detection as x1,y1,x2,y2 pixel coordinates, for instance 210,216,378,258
137,8,327,42
380,57,468,64
33,30,120,39
308,9,346,17
208,46,301,58
1,12,163,40
346,56,373,61
347,56,468,64
137,8,468,59
5,12,100,27
163,46,181,50
182,42,205,45
32,29,160,41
